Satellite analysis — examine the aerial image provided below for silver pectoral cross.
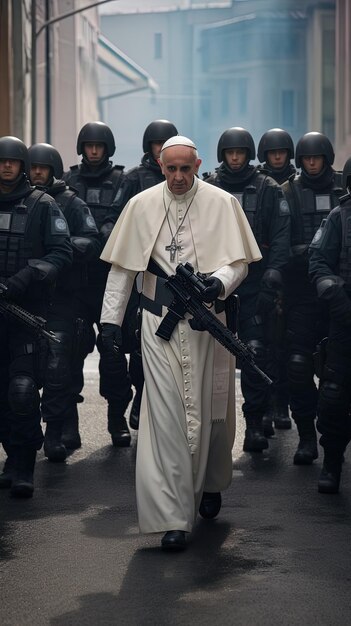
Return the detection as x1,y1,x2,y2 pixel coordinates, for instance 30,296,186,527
165,239,181,262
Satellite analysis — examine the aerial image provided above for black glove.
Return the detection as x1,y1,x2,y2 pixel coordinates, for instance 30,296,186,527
101,323,123,353
256,288,277,316
5,266,35,302
101,323,123,354
188,317,206,332
100,222,114,244
71,237,97,261
329,290,351,326
201,276,223,303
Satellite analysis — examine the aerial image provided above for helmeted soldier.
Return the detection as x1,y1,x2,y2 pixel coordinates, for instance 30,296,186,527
257,128,296,184
112,119,178,429
308,156,351,493
257,129,296,435
205,127,290,453
28,143,101,461
282,131,344,465
64,121,132,447
0,136,72,497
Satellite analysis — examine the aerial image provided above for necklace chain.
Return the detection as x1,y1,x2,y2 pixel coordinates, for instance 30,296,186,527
163,190,196,262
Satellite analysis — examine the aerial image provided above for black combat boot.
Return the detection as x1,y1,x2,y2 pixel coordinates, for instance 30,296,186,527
318,446,344,494
44,422,67,462
0,442,16,489
61,405,81,450
262,405,275,438
293,419,318,465
129,391,141,431
274,404,292,429
243,416,269,452
108,404,131,447
10,447,37,498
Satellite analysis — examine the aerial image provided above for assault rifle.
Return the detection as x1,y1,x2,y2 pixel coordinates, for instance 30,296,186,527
0,282,60,344
155,262,272,385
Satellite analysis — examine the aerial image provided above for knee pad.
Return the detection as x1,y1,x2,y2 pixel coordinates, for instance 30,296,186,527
318,381,350,417
8,376,40,415
288,353,314,387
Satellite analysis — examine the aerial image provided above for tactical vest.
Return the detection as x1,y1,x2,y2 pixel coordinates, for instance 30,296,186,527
137,167,163,191
0,189,45,277
339,196,351,288
52,188,77,226
68,166,123,230
287,173,343,250
213,172,266,245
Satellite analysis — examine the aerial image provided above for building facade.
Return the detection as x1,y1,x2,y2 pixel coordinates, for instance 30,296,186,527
100,0,342,172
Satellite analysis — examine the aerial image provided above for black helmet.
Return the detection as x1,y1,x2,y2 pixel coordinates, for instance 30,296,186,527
217,127,255,163
295,132,334,168
342,156,351,190
257,128,294,163
142,120,178,154
0,136,29,174
77,122,115,157
28,143,64,179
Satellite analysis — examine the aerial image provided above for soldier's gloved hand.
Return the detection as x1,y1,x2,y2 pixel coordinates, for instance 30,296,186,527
71,237,97,261
101,323,123,354
100,222,114,244
201,276,223,303
256,288,277,316
188,317,206,332
5,266,35,302
329,291,351,326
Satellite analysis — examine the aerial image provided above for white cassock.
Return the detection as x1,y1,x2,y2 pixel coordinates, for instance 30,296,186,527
101,177,261,534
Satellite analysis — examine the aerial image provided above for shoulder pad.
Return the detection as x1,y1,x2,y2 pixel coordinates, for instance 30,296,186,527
112,164,124,172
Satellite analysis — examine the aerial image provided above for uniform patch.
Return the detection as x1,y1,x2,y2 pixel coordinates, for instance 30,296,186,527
86,216,96,229
310,218,326,247
54,218,68,232
279,199,290,215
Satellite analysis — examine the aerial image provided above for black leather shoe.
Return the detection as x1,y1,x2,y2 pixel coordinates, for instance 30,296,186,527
161,530,186,551
199,491,222,519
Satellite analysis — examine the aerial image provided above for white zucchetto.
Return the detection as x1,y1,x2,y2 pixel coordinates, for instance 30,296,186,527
161,135,197,151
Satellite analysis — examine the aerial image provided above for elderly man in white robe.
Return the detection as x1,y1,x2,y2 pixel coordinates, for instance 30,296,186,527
100,136,261,551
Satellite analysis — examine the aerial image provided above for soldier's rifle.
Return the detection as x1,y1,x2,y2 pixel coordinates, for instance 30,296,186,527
0,282,60,344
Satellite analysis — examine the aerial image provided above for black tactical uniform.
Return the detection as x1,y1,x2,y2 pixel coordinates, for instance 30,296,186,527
308,157,351,493
64,122,132,447
205,127,290,452
257,129,296,434
0,137,72,497
28,143,101,461
282,132,344,465
113,120,178,429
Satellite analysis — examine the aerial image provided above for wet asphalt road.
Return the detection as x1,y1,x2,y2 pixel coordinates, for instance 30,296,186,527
1,350,351,626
